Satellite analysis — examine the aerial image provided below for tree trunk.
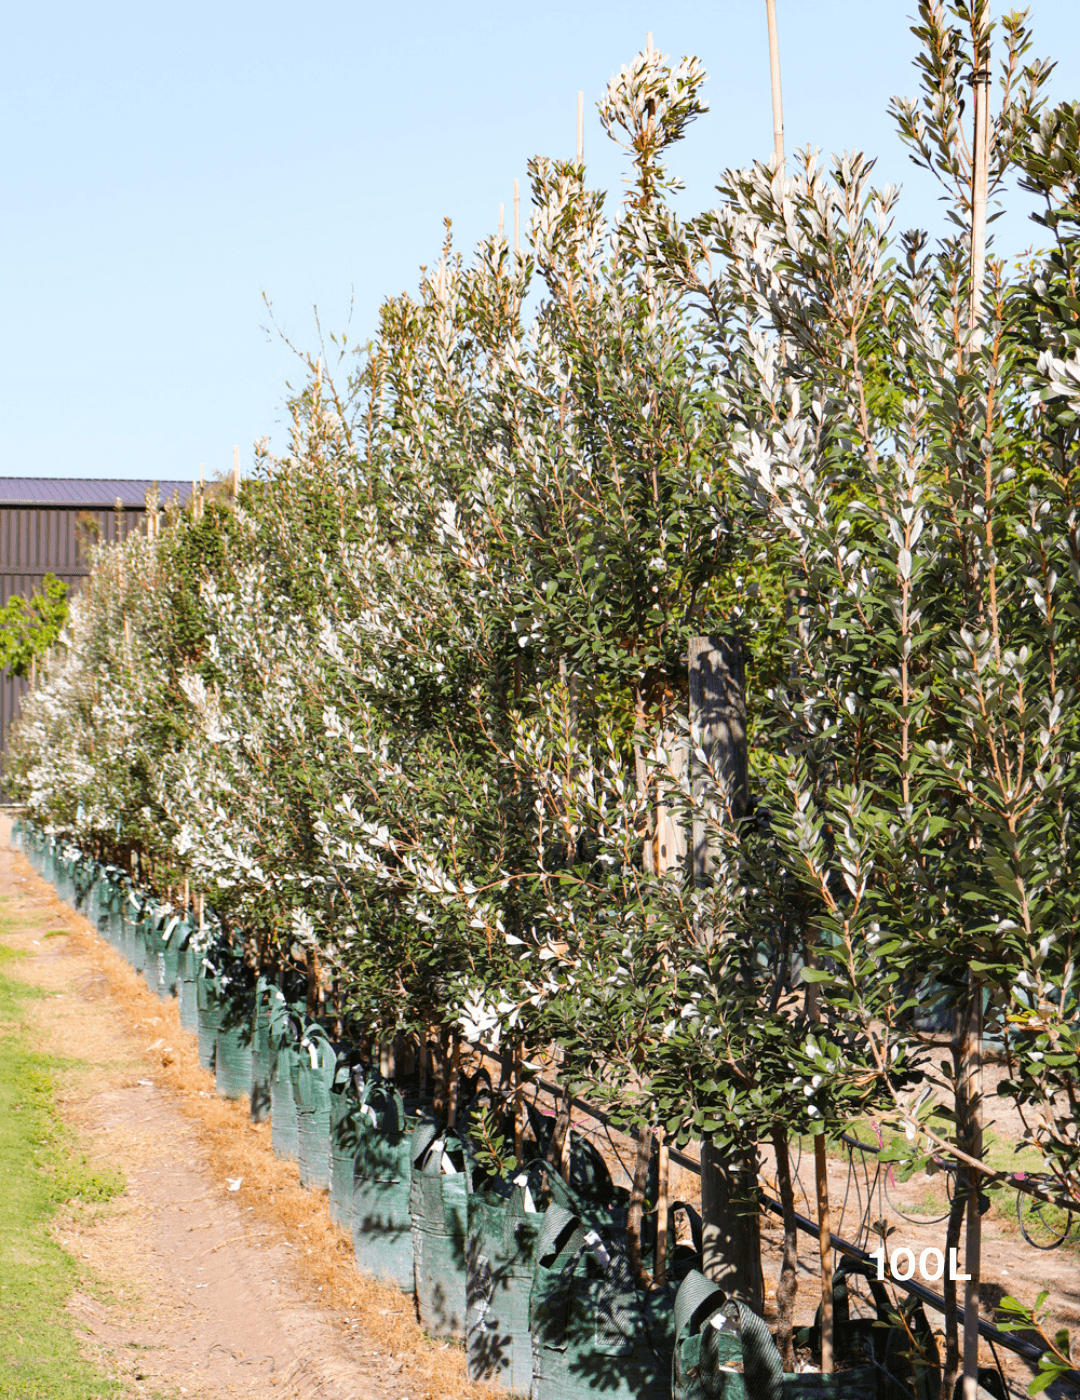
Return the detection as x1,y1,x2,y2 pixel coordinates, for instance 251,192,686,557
701,1139,765,1313
691,636,763,1309
771,1125,800,1370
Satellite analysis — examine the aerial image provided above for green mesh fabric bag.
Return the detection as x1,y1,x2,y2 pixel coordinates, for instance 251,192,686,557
466,1161,586,1391
215,1013,253,1101
195,958,221,1072
127,892,147,974
271,1042,300,1160
292,1034,336,1189
672,1271,748,1400
528,1203,675,1400
268,994,300,1161
177,937,200,1032
347,1081,415,1293
792,1257,940,1400
410,1119,473,1339
249,979,274,1124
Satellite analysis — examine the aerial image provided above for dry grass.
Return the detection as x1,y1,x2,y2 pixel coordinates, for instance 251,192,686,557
30,887,501,1400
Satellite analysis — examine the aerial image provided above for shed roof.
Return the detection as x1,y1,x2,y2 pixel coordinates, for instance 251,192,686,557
0,478,194,509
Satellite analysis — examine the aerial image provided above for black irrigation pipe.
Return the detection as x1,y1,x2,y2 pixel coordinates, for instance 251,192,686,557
518,1068,1080,1388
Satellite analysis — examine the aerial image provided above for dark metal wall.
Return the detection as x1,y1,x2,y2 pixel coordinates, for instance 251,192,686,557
0,505,146,769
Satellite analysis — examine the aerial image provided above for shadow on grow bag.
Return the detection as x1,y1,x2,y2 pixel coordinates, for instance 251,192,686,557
466,1159,591,1392
250,978,275,1124
195,955,222,1073
333,1077,417,1293
411,1118,474,1339
291,1030,336,1189
529,1202,677,1400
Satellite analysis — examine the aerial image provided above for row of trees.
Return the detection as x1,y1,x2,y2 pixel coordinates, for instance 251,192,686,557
8,5,1079,1389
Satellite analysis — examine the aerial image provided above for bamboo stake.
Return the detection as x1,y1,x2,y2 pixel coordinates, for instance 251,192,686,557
576,91,584,164
655,1129,670,1282
232,445,240,499
498,202,504,241
963,22,991,1394
513,1044,524,1159
513,179,520,255
418,1030,428,1100
446,1034,462,1125
962,982,985,1400
765,0,785,166
814,1135,834,1373
969,23,992,349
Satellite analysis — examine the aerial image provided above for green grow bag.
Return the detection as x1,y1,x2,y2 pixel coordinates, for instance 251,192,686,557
466,1162,582,1392
672,1271,747,1400
346,1082,415,1293
410,1119,473,1339
529,1203,675,1400
792,1257,941,1400
127,894,147,974
249,980,274,1123
215,1009,253,1102
196,961,221,1072
329,1085,358,1229
157,915,182,1000
291,1035,336,1189
271,1041,300,1160
177,940,200,1032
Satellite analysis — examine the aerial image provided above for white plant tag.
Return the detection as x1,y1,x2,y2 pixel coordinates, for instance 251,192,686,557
162,916,179,944
523,1185,537,1214
362,1103,378,1124
308,1043,319,1069
583,1230,610,1268
440,1151,458,1175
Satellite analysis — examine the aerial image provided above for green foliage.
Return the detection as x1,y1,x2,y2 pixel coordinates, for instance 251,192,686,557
0,573,69,679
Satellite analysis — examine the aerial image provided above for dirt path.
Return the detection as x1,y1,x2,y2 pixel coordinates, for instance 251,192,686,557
0,819,494,1400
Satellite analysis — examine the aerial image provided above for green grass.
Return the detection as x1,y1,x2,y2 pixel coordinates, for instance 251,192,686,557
0,940,125,1399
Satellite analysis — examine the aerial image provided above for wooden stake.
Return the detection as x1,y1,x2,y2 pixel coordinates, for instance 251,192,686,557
446,1034,462,1125
418,1030,428,1099
576,91,584,164
513,179,520,255
962,980,985,1400
232,445,240,498
765,0,785,166
655,1130,670,1282
498,202,504,241
969,20,991,349
513,1044,524,1159
814,1134,834,1373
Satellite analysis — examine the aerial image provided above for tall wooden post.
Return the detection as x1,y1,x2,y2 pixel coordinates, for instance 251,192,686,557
962,18,991,1396
513,179,520,255
576,91,584,164
690,637,764,1313
232,445,241,499
765,0,785,166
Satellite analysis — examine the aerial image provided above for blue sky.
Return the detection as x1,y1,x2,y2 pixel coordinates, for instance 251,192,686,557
3,2,1079,482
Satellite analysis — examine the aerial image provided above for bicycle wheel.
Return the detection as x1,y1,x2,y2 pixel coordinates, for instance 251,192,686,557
1017,1189,1075,1250
884,1161,952,1225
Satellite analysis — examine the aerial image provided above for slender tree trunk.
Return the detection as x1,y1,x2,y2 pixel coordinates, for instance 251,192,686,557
814,1134,834,1373
771,1125,800,1370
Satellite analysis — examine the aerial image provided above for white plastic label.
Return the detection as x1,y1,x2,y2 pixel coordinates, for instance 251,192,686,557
440,1151,458,1175
583,1230,610,1269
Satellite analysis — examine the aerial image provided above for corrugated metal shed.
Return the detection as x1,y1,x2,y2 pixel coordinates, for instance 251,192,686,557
0,479,193,508
0,478,194,775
